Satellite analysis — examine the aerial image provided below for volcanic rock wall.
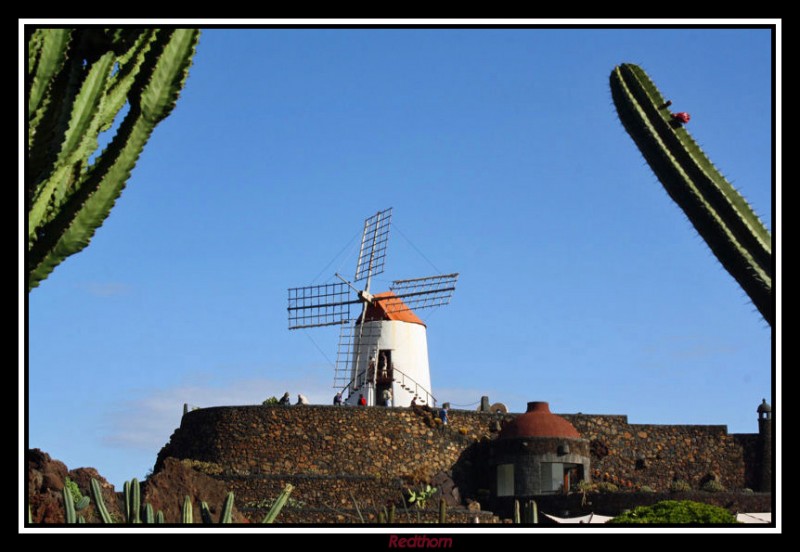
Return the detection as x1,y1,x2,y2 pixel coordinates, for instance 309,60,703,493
155,404,765,521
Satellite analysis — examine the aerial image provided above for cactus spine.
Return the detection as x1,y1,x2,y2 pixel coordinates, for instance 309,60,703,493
610,63,772,326
27,28,200,291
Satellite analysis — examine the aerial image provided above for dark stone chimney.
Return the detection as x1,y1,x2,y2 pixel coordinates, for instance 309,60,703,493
756,398,772,493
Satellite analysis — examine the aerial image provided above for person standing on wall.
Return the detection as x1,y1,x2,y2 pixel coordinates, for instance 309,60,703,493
439,406,449,426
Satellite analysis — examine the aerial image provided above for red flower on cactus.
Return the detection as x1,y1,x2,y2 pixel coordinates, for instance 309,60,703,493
671,112,691,124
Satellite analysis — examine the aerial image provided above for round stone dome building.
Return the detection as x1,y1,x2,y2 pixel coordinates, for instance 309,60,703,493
490,402,590,499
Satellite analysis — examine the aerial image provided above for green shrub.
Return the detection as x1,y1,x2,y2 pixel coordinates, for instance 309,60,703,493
639,485,655,493
262,397,279,405
741,488,754,494
609,500,738,524
669,479,692,492
181,459,224,476
701,479,726,493
64,477,84,505
596,482,619,493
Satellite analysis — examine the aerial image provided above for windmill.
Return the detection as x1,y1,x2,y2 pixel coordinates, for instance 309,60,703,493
288,208,458,407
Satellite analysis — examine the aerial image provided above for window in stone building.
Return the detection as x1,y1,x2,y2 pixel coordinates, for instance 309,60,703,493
497,464,514,497
541,463,584,494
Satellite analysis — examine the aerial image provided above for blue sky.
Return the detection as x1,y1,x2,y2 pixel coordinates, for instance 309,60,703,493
24,23,778,491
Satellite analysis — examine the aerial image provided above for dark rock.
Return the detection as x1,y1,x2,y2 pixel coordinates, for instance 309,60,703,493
142,457,249,523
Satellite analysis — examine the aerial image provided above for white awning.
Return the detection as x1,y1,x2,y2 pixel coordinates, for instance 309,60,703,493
543,512,613,524
736,512,772,524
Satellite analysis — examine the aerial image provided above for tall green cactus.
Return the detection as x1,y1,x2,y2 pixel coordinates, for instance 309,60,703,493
219,491,234,524
62,485,77,524
525,499,538,524
610,63,772,326
57,477,283,524
90,478,113,523
26,28,200,291
143,502,155,524
124,478,142,523
182,495,194,524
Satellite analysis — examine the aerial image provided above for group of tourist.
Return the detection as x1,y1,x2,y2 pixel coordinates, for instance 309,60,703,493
278,392,309,406
277,390,449,425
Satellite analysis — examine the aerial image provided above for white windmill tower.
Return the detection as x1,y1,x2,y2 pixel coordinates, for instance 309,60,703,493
287,208,458,407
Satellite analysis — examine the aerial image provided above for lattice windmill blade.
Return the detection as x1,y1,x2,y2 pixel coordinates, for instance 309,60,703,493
385,273,459,313
287,282,360,330
354,208,392,283
334,311,382,390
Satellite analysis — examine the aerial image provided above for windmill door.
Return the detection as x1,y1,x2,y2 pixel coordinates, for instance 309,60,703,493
376,349,393,406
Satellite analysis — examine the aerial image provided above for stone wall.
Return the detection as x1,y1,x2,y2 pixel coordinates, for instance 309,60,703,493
562,414,757,491
154,404,765,521
156,404,504,520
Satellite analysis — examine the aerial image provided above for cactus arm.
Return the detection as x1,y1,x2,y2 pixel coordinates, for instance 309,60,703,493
143,503,154,524
27,28,200,292
75,496,90,511
261,484,294,524
63,485,77,523
610,63,773,325
90,478,113,523
182,495,193,524
132,478,141,523
124,478,141,523
123,480,131,520
27,29,72,119
156,510,165,524
137,29,198,124
200,501,213,524
219,492,234,524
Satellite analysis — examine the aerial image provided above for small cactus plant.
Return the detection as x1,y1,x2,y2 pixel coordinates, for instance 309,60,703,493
701,479,726,493
596,482,619,493
669,479,692,493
